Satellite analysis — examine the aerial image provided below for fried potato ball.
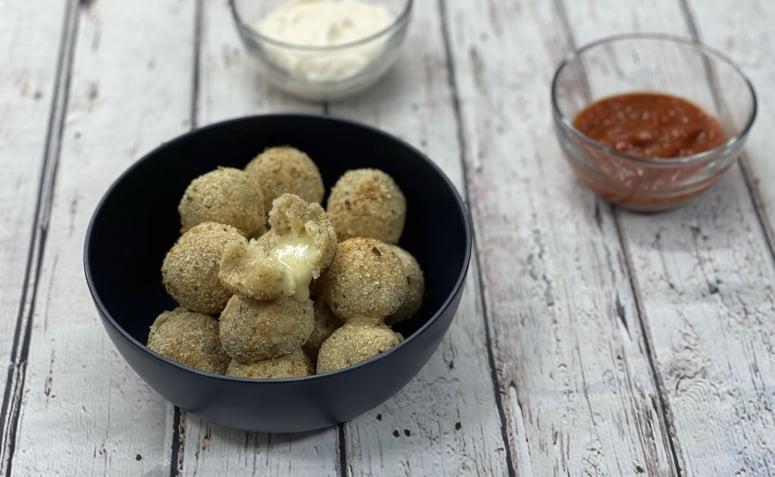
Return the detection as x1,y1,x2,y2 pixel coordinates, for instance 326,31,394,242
386,246,425,325
219,294,314,362
321,238,408,320
245,146,325,214
178,167,265,236
225,350,312,379
316,321,403,374
326,169,406,244
219,193,337,302
303,300,343,359
147,308,229,374
162,222,244,314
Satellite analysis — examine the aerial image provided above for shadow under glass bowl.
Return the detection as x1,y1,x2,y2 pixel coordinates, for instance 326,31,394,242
552,33,757,212
84,114,472,433
230,0,413,101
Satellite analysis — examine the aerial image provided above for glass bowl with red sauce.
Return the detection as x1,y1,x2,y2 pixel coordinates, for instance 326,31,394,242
552,33,757,212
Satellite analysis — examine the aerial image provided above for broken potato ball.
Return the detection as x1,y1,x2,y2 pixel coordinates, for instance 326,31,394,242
321,238,408,321
219,294,314,362
226,349,313,379
179,167,265,236
147,308,229,374
326,168,406,244
162,222,244,314
316,321,403,374
219,193,336,302
245,146,325,215
386,245,425,325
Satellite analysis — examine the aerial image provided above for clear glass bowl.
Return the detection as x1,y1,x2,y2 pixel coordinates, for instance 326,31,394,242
552,33,757,212
230,0,413,101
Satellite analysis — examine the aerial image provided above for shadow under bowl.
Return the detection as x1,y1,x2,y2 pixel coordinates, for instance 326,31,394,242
84,114,472,433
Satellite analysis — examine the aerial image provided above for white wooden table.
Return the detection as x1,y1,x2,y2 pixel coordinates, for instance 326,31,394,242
1,0,774,475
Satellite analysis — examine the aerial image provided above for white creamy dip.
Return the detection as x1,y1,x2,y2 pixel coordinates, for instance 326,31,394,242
255,0,394,83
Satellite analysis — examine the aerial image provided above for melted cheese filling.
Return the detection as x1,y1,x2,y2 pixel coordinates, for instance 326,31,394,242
269,234,320,301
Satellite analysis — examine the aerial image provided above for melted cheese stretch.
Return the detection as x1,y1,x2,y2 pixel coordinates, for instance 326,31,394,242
269,234,321,301
255,0,394,82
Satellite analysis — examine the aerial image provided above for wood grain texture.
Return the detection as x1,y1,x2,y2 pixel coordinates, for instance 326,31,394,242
329,1,510,475
176,1,338,475
8,1,196,475
441,0,675,474
0,2,71,465
562,0,775,474
685,0,775,251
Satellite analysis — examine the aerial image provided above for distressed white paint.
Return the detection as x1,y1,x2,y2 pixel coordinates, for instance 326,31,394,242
686,0,775,251
0,0,69,416
9,1,196,475
563,0,775,474
2,0,775,475
330,1,509,475
442,0,676,474
176,1,337,475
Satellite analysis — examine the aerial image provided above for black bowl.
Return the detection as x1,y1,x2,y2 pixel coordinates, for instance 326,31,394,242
84,114,472,433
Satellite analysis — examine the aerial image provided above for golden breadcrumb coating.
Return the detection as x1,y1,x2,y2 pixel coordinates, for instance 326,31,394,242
178,167,265,236
316,321,403,373
321,238,408,320
219,294,314,362
162,222,244,314
226,350,312,379
386,245,425,325
326,169,406,244
245,146,325,214
147,308,229,374
219,194,337,302
303,300,343,360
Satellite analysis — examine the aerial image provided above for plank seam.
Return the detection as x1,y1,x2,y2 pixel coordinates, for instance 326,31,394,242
337,423,347,477
436,0,516,475
0,1,80,475
169,407,186,477
168,0,205,473
551,0,684,474
677,0,775,269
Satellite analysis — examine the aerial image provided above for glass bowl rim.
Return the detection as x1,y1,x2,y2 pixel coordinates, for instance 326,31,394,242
550,32,758,166
229,0,414,52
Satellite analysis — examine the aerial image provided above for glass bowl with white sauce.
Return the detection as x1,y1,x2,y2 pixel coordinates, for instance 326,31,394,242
230,0,413,101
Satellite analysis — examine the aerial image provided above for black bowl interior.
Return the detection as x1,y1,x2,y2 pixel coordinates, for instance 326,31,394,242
86,114,469,368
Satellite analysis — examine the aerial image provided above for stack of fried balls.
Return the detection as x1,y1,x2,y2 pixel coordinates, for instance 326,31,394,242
147,147,425,379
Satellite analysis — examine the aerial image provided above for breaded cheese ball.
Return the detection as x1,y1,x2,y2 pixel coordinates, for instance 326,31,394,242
226,350,312,379
245,146,325,214
303,300,343,359
147,308,229,374
162,222,244,314
316,321,403,374
386,245,425,325
219,193,337,302
321,238,408,320
327,169,406,244
219,294,314,362
178,167,265,236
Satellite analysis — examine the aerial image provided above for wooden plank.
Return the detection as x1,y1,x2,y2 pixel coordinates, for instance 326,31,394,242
176,1,338,475
442,0,678,474
0,1,71,464
8,1,197,475
685,0,775,249
329,0,510,475
562,0,775,474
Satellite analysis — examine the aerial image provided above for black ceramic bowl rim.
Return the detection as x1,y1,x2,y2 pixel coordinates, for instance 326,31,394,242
84,113,472,385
